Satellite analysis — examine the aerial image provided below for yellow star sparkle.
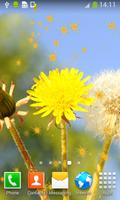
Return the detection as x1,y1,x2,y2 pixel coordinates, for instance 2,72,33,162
31,20,35,25
82,48,87,53
108,22,116,30
31,32,35,37
49,53,57,62
53,40,59,47
78,147,86,158
16,59,21,66
0,177,4,182
28,37,33,43
38,21,42,27
60,26,68,34
33,127,41,135
24,131,29,137
53,160,59,168
47,16,54,22
71,23,78,31
33,42,38,49
44,26,49,31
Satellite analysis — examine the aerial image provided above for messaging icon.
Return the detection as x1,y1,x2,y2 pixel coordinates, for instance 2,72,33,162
52,172,68,189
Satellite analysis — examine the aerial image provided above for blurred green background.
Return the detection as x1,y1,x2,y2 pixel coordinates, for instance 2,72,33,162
0,13,119,200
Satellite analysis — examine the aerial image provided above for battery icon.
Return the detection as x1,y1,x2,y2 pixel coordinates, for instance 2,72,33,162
91,1,99,8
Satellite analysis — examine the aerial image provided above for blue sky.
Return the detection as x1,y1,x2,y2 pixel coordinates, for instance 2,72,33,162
27,6,120,76
1,6,120,77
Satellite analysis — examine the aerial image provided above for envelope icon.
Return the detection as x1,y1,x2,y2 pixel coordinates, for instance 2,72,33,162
52,172,68,189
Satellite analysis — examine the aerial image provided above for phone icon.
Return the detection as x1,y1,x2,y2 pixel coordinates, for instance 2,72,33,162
4,172,21,189
8,174,17,186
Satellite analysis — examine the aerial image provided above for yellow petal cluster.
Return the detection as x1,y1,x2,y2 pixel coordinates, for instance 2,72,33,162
28,68,94,124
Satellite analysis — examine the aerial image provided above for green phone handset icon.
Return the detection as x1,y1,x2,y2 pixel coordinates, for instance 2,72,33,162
8,174,17,186
4,172,21,189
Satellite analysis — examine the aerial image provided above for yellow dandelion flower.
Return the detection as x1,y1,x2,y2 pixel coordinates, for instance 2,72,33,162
47,15,54,22
108,22,116,30
71,23,78,31
49,53,57,62
28,68,94,124
60,26,68,34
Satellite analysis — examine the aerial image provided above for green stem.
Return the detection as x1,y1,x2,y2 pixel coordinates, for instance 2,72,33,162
86,135,112,200
60,120,69,200
8,119,50,200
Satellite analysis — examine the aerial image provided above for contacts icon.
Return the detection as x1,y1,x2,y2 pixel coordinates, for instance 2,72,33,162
32,175,41,186
28,172,45,189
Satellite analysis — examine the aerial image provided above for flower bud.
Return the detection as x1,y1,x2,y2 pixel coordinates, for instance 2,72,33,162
0,87,16,119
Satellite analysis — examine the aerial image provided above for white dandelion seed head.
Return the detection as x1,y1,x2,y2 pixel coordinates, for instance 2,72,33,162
86,70,120,139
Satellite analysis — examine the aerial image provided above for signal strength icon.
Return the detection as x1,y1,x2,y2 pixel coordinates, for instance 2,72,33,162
85,3,90,9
